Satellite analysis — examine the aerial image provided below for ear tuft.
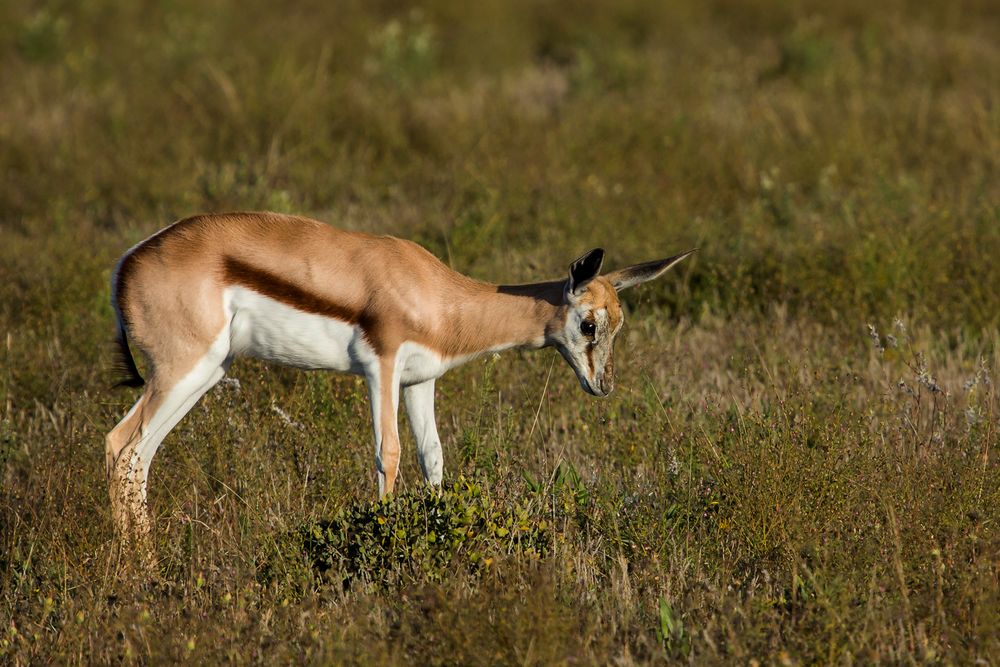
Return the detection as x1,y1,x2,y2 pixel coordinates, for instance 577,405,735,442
568,248,605,294
606,248,696,292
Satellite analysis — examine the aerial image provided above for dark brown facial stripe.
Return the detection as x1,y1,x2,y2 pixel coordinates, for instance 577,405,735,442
222,255,373,333
585,343,595,376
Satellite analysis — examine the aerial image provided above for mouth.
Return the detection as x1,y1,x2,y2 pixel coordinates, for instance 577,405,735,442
558,347,612,397
580,376,611,398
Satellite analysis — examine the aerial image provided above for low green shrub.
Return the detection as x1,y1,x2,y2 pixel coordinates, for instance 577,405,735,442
268,477,551,591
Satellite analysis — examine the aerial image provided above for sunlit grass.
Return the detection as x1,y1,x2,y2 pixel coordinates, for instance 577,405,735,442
1,0,998,663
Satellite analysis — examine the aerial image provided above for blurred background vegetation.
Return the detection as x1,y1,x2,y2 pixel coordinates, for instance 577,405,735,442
1,0,997,663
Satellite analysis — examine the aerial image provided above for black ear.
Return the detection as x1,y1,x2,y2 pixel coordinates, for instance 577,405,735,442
605,249,696,292
568,248,605,294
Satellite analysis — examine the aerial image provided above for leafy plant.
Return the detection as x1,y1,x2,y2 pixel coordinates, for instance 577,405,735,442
656,597,689,657
265,477,551,591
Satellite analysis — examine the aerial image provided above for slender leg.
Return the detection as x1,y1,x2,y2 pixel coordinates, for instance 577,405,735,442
106,391,155,538
367,356,401,496
403,380,443,484
106,354,227,541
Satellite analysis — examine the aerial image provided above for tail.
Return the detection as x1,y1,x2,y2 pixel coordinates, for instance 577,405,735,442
110,256,145,389
112,317,145,388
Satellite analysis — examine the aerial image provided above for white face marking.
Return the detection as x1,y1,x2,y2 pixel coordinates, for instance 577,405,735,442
556,302,624,397
226,287,376,373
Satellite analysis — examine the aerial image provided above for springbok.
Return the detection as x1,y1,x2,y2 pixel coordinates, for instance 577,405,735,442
106,212,693,538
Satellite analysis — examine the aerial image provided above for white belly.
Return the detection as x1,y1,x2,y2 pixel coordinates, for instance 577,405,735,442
224,287,474,384
226,287,373,372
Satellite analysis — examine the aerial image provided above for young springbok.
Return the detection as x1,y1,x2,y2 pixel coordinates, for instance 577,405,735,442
106,212,693,538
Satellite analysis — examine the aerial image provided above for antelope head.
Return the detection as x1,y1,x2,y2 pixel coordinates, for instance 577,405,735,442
549,247,695,397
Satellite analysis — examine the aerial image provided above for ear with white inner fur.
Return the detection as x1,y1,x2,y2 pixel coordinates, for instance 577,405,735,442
567,248,605,295
605,249,697,292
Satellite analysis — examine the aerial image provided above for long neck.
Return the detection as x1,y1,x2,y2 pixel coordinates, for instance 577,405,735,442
441,279,565,357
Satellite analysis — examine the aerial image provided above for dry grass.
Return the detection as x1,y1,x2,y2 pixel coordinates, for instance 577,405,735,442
1,0,998,663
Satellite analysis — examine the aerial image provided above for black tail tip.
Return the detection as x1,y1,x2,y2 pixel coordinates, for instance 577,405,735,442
109,332,145,389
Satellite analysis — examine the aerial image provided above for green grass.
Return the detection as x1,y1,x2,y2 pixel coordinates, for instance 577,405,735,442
1,0,998,663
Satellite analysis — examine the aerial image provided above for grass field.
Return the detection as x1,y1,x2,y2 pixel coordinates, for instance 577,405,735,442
1,0,998,663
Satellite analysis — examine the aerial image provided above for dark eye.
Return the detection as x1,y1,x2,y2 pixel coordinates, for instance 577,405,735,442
580,320,597,337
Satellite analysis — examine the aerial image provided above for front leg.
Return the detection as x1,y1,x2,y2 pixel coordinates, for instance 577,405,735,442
366,357,402,496
403,379,443,484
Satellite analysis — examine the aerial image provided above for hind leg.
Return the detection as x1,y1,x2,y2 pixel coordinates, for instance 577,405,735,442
106,390,155,539
106,352,228,542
